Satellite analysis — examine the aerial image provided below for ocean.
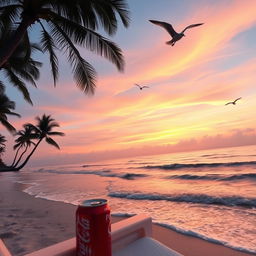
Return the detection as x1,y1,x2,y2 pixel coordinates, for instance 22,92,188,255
4,145,256,254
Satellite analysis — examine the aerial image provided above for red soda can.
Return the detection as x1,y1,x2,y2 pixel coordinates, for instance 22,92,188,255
76,198,111,256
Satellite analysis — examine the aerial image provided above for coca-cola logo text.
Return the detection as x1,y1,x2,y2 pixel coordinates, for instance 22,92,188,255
77,217,91,256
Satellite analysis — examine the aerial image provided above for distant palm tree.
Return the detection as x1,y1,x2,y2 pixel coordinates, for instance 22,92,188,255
16,114,65,170
11,124,36,167
0,134,6,156
0,0,130,94
0,90,20,134
0,30,42,104
0,134,7,167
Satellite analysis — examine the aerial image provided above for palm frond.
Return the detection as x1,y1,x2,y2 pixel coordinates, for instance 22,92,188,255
39,21,58,85
20,31,32,61
30,43,43,53
48,131,65,136
73,0,97,29
24,122,40,133
45,0,129,35
24,59,42,80
0,92,20,117
6,59,39,87
85,0,117,35
73,58,96,94
49,22,97,94
13,123,38,151
0,80,5,92
13,142,22,150
49,14,125,72
3,68,33,104
108,0,130,28
0,1,19,7
0,4,21,29
45,137,60,149
28,140,36,146
7,41,41,79
79,0,130,35
0,117,16,134
0,134,6,145
49,1,83,25
49,122,60,128
2,109,20,117
16,70,38,87
1,28,41,90
21,66,40,86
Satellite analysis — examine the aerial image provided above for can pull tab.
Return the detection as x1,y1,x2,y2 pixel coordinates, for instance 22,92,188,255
91,201,102,206
81,198,107,207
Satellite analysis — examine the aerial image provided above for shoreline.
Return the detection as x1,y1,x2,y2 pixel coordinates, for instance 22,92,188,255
0,174,255,256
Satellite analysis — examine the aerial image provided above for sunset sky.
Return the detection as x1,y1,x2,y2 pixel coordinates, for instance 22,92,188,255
2,0,256,166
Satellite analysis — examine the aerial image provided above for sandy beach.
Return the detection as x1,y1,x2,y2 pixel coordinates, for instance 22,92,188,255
0,174,255,256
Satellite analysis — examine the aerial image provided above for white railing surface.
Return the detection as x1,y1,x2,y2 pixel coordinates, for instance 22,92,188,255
112,214,152,252
112,215,182,256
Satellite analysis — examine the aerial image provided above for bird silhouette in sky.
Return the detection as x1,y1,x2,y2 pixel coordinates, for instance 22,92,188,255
135,83,149,90
225,97,242,106
149,20,204,46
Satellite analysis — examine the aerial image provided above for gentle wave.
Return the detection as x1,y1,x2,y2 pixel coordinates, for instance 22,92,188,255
35,168,148,180
166,173,256,181
142,160,256,170
109,192,256,208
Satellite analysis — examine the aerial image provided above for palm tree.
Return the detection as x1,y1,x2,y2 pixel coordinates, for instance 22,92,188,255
0,0,130,94
0,134,7,167
0,90,20,134
11,124,36,167
16,114,65,170
0,134,6,156
0,30,42,104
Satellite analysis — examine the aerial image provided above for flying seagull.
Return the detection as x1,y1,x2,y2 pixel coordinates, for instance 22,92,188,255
225,97,242,106
149,20,204,46
135,84,149,90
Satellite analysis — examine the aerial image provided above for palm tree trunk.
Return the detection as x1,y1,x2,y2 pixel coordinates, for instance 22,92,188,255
16,138,43,170
13,145,28,167
11,145,22,167
0,18,33,68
